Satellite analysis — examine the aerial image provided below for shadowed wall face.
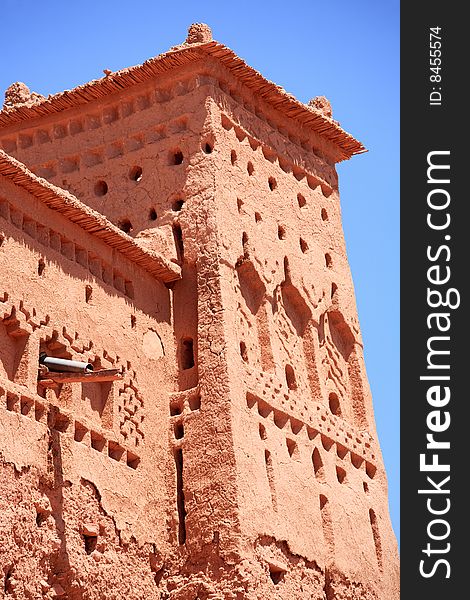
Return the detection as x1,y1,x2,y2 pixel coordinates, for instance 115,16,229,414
0,172,177,597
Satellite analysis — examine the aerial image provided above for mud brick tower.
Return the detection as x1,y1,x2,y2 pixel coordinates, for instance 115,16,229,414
0,24,399,600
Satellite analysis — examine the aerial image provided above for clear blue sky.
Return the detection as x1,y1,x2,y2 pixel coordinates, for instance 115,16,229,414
1,1,399,542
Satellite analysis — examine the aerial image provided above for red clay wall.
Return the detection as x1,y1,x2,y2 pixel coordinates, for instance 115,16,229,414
203,88,399,598
0,175,180,598
0,57,398,600
0,65,214,254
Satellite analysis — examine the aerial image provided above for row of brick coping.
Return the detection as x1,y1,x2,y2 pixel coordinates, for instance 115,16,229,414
0,149,181,284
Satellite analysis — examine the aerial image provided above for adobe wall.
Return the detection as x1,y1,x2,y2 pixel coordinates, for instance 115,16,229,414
0,51,399,599
204,87,399,598
0,64,216,250
0,176,179,598
0,67,250,597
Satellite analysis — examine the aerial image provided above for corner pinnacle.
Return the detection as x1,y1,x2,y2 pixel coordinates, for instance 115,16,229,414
185,23,213,44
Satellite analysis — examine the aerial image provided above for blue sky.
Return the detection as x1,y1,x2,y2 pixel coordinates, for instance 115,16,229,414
1,1,400,542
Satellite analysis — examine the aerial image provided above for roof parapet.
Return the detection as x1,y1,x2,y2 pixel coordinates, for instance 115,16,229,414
0,25,366,161
0,150,181,283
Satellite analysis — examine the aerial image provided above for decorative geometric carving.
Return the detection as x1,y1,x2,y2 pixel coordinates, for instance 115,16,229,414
1,292,143,464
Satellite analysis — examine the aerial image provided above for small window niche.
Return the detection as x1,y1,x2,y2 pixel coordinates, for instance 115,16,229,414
180,337,195,370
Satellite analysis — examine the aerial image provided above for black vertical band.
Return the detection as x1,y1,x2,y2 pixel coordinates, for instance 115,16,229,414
401,4,467,597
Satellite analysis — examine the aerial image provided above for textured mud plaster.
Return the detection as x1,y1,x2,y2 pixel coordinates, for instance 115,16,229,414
0,23,398,600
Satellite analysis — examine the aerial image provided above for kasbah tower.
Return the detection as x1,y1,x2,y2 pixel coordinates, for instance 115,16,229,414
0,23,399,600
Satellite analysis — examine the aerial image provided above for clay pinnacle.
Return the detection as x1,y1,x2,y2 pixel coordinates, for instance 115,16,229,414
4,81,31,106
185,23,213,44
307,96,333,118
3,81,44,109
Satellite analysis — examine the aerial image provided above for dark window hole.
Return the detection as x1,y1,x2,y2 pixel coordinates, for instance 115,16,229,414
20,397,34,416
175,448,187,544
237,198,243,212
247,161,254,175
38,258,45,276
300,238,308,253
269,566,285,585
84,534,97,555
181,337,194,370
312,448,324,479
85,285,92,304
118,218,133,234
351,452,364,469
325,253,332,268
127,451,140,469
74,422,87,442
170,403,182,416
285,364,297,390
171,150,184,165
259,423,267,440
189,393,201,411
108,441,125,461
36,510,48,527
246,393,257,409
231,149,237,165
240,341,248,362
336,466,347,484
35,402,46,422
363,481,369,493
321,208,328,221
286,438,298,458
52,412,70,433
149,208,158,221
172,199,184,212
297,193,306,208
91,431,106,452
258,400,272,419
268,176,277,191
242,231,249,257
283,257,291,284
274,411,289,429
129,166,142,182
173,223,184,261
366,462,377,479
329,392,342,416
174,421,184,440
130,315,136,328
255,212,262,223
278,225,286,240
4,566,13,594
94,180,108,197
203,142,213,154
321,435,334,451
331,283,338,299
